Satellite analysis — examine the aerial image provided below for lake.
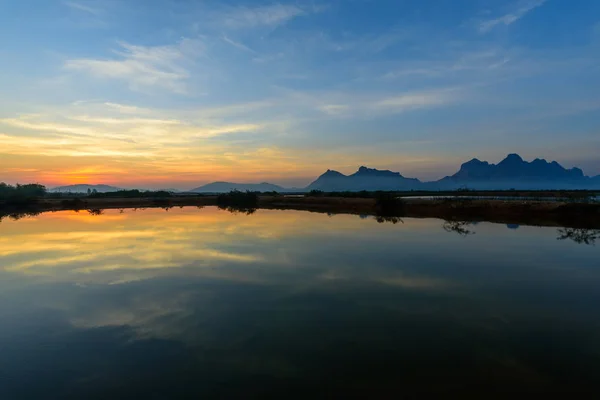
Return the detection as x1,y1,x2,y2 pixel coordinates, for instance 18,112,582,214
399,195,600,202
1,207,599,398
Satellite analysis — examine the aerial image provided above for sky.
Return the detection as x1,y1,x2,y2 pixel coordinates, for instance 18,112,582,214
1,0,599,189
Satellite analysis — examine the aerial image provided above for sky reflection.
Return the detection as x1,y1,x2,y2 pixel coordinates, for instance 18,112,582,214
1,208,600,397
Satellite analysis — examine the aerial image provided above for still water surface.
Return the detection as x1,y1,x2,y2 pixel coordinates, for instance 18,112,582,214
1,207,599,398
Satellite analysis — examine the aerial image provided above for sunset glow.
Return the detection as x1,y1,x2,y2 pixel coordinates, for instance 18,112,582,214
2,0,599,189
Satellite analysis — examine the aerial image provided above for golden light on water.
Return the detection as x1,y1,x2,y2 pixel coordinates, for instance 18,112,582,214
0,207,441,285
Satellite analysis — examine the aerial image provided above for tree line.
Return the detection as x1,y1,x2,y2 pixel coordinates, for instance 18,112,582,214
0,183,47,202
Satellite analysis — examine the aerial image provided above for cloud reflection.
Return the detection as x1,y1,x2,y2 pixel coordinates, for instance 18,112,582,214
2,208,600,397
0,207,441,284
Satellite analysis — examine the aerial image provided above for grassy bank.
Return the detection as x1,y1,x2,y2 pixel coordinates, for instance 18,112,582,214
258,196,600,228
305,189,600,200
2,192,600,229
0,196,217,215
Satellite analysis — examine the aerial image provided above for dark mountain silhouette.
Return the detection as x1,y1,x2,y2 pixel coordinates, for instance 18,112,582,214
306,169,353,191
51,184,122,193
191,182,285,193
306,166,422,191
189,154,599,192
438,153,590,189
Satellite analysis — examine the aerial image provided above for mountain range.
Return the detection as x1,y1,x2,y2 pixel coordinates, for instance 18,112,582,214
51,154,600,193
190,182,285,193
50,184,122,193
197,154,600,192
435,153,593,190
306,166,422,191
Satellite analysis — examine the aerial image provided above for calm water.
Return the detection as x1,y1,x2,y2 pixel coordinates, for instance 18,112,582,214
1,207,599,398
400,195,600,202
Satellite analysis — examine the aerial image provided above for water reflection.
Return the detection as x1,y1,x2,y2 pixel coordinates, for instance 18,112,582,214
557,228,600,245
0,209,42,223
87,208,104,215
375,215,404,224
1,208,600,397
442,220,476,236
218,204,258,215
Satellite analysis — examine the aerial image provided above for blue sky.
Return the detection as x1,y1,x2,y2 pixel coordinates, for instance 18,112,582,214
1,0,599,188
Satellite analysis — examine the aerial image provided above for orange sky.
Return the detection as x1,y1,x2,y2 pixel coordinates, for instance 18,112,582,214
0,113,457,189
2,0,600,190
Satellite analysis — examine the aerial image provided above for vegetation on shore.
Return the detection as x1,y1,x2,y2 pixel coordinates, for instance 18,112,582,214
216,190,259,214
2,186,600,244
2,183,600,229
374,192,406,216
307,188,599,202
0,183,47,204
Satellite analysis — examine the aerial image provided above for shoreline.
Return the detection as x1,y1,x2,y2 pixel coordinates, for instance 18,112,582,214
1,195,600,229
259,196,600,229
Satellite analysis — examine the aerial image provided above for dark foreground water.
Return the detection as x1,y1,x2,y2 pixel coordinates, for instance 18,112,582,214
1,207,599,398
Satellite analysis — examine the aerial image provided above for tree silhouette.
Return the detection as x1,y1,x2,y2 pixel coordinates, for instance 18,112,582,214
0,182,47,201
217,190,258,214
557,228,600,245
443,220,475,236
375,216,404,224
87,208,104,215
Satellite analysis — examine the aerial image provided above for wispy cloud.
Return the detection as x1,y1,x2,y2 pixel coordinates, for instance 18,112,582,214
219,3,307,29
222,36,257,54
370,90,458,113
479,0,547,33
319,104,350,115
280,87,461,118
0,103,269,161
64,1,101,16
103,102,152,115
383,50,511,79
64,39,204,94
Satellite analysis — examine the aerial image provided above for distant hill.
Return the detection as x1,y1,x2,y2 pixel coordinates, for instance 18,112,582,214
190,182,286,193
51,184,122,193
437,154,591,189
306,166,422,191
305,154,599,191
58,154,598,195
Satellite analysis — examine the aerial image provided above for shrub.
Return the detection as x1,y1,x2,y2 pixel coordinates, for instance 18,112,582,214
61,198,86,210
375,192,405,217
217,190,259,214
307,189,324,197
151,198,172,207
